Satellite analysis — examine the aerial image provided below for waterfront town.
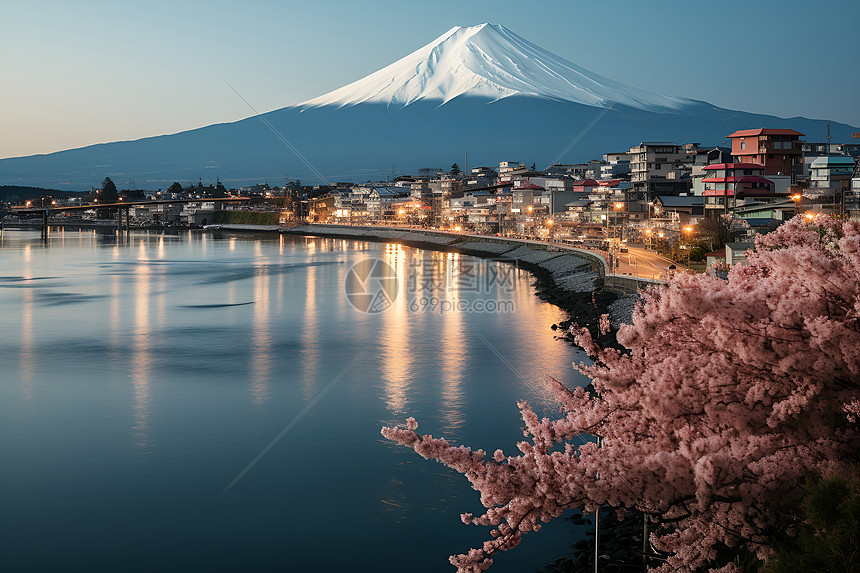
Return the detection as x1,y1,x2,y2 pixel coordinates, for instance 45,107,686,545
4,3,860,571
5,127,859,275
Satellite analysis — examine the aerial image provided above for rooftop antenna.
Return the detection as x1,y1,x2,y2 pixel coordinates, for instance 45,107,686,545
465,152,469,174
826,121,831,148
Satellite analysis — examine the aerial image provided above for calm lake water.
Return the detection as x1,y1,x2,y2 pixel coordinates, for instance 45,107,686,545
0,227,592,572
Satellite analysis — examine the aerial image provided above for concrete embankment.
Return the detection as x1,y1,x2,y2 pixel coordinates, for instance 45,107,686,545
282,224,603,294
278,224,656,331
203,223,651,328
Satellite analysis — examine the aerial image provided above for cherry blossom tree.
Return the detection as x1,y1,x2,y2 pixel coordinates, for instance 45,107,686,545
382,215,860,572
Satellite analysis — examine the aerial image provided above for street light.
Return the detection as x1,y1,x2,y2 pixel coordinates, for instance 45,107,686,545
614,202,624,242
527,205,534,237
791,193,802,218
682,226,694,268
545,218,554,242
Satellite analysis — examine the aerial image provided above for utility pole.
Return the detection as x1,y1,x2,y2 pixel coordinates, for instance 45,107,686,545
594,435,603,573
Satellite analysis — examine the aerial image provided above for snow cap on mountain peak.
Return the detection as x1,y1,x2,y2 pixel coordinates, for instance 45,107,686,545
299,23,692,111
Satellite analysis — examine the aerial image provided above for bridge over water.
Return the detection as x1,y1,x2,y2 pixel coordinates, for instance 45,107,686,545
10,197,253,236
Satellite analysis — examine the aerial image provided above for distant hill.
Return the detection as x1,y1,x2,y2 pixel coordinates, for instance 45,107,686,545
0,185,81,203
1,23,856,190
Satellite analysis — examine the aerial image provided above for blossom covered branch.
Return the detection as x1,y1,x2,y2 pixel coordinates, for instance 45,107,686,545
382,216,860,572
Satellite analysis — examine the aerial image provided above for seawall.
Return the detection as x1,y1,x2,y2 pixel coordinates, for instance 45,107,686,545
282,224,602,293
279,224,657,296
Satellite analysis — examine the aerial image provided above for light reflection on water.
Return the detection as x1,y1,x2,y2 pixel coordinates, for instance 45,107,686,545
250,261,272,404
19,268,34,398
0,228,592,573
132,260,152,448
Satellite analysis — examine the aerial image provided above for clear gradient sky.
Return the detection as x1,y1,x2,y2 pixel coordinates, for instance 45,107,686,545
2,0,858,159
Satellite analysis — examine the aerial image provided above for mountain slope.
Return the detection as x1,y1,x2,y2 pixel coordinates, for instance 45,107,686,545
2,96,854,190
1,23,856,190
300,23,692,111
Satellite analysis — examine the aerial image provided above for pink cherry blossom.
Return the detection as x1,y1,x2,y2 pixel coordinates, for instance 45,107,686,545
382,215,860,572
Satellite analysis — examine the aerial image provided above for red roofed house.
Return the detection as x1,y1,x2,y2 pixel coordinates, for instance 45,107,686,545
726,128,804,180
571,179,599,193
701,163,777,217
513,181,544,191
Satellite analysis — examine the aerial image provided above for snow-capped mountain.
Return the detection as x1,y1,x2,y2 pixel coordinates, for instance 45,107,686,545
1,24,855,189
300,23,692,111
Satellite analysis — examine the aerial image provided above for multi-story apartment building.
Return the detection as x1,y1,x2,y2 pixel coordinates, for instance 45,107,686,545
511,181,544,215
465,167,497,189
365,187,406,220
701,163,775,218
628,142,691,200
410,179,431,200
726,128,804,180
498,161,525,182
809,156,856,218
691,147,732,195
809,156,855,192
600,159,630,180
583,159,605,180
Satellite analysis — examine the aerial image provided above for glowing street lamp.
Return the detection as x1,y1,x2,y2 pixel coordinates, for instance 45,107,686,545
526,205,534,237
682,226,694,268
613,202,625,242
791,193,803,218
